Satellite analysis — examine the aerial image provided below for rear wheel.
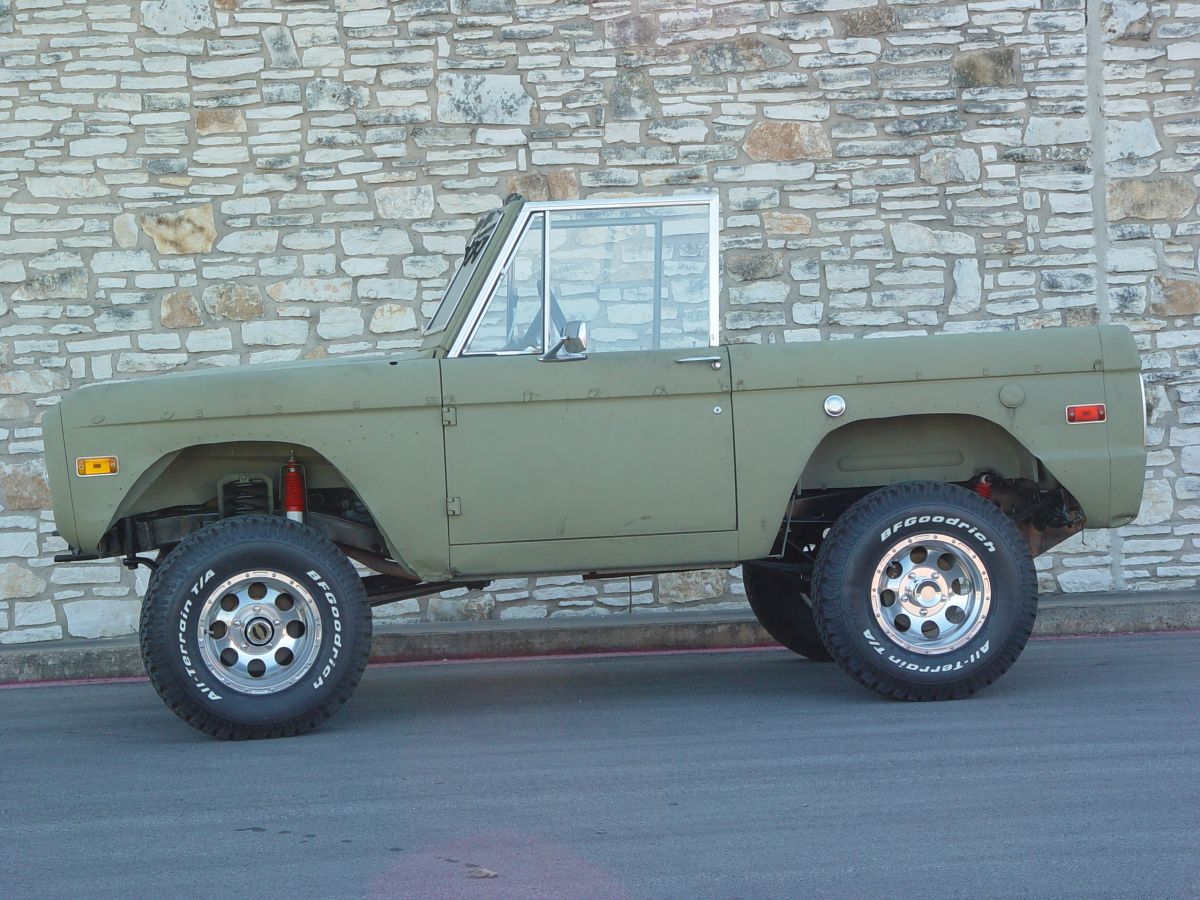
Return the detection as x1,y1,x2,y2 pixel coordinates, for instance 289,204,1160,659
812,481,1037,701
139,515,372,739
742,563,831,661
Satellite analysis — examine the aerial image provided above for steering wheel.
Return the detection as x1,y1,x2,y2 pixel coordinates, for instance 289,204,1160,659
503,283,568,352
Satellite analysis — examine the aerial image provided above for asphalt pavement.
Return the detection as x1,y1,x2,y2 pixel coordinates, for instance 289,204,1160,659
2,633,1198,899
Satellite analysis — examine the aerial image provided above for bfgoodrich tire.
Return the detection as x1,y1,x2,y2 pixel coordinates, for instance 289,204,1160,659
139,515,372,739
742,563,832,661
811,481,1037,701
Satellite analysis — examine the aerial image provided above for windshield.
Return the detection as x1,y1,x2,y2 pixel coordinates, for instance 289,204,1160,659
424,206,504,335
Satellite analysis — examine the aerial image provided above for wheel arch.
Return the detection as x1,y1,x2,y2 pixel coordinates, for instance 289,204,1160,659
799,413,1042,491
112,440,356,523
741,412,1089,563
99,440,411,568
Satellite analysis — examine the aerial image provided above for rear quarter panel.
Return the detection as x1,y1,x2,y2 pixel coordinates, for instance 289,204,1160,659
729,326,1146,560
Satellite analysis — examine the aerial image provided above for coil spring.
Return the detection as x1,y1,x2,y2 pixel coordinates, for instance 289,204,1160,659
224,478,270,517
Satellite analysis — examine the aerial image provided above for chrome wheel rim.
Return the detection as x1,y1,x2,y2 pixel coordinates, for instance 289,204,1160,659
197,570,323,695
870,533,991,655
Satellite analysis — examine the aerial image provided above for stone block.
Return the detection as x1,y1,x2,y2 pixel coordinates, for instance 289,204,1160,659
1107,177,1197,221
920,148,980,185
427,594,495,622
0,563,45,601
202,284,264,321
826,264,871,291
657,570,728,604
217,230,279,255
369,304,418,334
241,320,311,347
436,73,533,125
305,78,369,111
950,258,983,315
0,531,38,559
608,15,658,48
763,211,812,234
92,251,154,274
952,48,1016,88
342,226,414,256
140,205,217,255
1024,116,1091,146
1105,119,1161,162
160,290,203,328
263,25,301,68
376,185,435,220
14,599,55,626
63,598,139,639
50,564,122,586
611,70,653,121
0,370,67,396
317,307,365,340
744,121,831,161
196,108,247,135
725,251,782,282
1151,278,1200,317
113,214,139,249
12,268,88,303
694,35,790,73
648,118,709,145
1102,1,1152,40
890,222,976,255
140,0,214,35
841,6,897,37
730,282,789,305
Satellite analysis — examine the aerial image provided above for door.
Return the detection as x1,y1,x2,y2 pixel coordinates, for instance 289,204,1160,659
441,347,735,546
439,198,736,570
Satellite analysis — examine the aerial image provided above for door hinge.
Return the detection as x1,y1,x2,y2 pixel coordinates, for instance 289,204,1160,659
441,406,457,426
446,497,462,517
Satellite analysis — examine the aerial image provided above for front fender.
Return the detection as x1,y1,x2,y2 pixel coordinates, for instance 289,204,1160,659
53,355,454,581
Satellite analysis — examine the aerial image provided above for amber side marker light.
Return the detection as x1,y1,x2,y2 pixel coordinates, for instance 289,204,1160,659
1066,404,1106,424
76,456,119,477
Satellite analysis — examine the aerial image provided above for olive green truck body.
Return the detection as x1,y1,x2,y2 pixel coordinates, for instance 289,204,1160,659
40,193,1149,736
45,322,1146,581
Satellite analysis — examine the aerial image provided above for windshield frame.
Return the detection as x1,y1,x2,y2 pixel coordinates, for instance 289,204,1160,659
420,196,526,354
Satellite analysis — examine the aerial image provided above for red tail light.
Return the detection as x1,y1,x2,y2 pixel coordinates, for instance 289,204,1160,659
282,454,306,522
1066,404,1106,424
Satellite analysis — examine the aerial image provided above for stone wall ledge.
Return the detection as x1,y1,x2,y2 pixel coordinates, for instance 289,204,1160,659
1,591,1196,686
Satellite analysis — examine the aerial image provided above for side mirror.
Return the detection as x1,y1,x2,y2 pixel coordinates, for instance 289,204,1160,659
541,320,588,361
562,320,588,354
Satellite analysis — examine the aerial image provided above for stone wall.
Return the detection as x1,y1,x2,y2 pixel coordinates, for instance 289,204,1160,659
0,0,1194,644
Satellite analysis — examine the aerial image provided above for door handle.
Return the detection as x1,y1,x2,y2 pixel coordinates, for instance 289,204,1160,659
675,355,722,370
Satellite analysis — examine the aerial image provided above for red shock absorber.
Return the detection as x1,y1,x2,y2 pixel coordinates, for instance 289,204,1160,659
282,453,306,523
974,473,994,501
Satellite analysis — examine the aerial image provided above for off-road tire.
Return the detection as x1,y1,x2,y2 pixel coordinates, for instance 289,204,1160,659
811,481,1037,701
139,515,372,739
743,563,831,661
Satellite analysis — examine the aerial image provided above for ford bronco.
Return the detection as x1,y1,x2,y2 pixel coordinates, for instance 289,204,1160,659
44,194,1148,738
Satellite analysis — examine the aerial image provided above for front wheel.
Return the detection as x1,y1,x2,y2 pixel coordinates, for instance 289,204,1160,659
139,515,372,739
811,481,1037,701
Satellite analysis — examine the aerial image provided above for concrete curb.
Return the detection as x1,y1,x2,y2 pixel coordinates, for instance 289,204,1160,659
1,590,1196,685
